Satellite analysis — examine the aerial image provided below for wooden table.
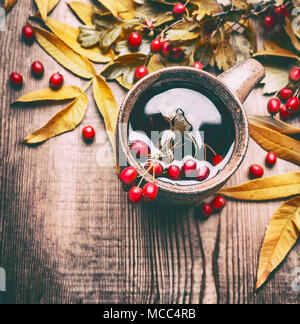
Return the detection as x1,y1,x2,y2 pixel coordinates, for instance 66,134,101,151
0,0,299,304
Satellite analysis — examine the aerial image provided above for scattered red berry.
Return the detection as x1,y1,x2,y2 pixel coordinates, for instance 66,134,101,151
212,196,226,211
193,62,203,70
130,141,149,159
263,15,275,30
49,72,64,90
286,97,300,113
31,61,44,78
213,155,223,166
266,152,277,166
196,166,210,181
182,159,197,177
200,203,213,218
145,161,163,177
10,72,23,87
143,182,158,201
135,66,148,81
168,165,181,180
170,47,185,62
22,25,35,42
173,3,186,16
151,39,162,53
267,98,281,115
82,125,96,141
249,164,264,179
128,186,143,203
280,105,292,120
289,67,300,82
128,32,142,49
120,167,138,185
278,88,293,101
161,41,171,58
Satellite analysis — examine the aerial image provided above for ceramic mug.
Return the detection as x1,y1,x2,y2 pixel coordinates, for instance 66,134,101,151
116,59,265,204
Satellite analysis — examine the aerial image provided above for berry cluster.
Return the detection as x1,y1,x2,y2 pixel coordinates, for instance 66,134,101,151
120,139,224,204
10,25,65,90
267,67,300,120
262,4,289,30
198,196,226,218
249,151,277,179
13,25,96,143
128,3,203,82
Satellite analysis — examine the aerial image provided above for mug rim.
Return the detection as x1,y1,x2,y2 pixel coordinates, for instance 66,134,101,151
117,66,249,195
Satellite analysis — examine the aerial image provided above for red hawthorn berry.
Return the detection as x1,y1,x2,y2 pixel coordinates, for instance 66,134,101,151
267,98,281,115
120,167,138,185
143,182,159,201
212,196,226,211
128,186,143,203
134,66,148,81
249,164,264,179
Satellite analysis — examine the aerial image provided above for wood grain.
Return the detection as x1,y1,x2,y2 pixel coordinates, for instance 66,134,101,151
0,0,299,304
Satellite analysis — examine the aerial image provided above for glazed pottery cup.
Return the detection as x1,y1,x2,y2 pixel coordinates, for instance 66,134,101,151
116,58,265,204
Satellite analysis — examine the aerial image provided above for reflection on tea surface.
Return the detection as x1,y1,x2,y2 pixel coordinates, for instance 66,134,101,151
128,85,235,185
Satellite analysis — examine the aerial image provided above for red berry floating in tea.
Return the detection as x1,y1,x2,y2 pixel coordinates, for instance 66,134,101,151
130,141,149,159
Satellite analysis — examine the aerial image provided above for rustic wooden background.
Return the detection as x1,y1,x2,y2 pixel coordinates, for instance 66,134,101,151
0,0,299,304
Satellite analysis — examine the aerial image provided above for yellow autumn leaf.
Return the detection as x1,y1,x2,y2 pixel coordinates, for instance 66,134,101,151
249,122,300,165
25,92,88,144
34,26,96,79
33,0,60,18
15,86,82,103
218,172,300,200
248,115,300,136
68,1,94,25
5,0,18,13
96,0,135,19
35,0,48,22
46,17,114,63
92,75,119,149
256,196,300,291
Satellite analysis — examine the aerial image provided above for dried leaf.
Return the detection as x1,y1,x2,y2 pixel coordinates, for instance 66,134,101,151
101,53,146,81
254,41,300,62
93,75,119,149
68,1,94,25
215,40,237,71
46,17,114,63
249,123,300,165
193,40,214,67
5,0,18,13
284,18,300,52
34,26,96,79
248,115,300,136
218,172,300,200
147,55,165,73
256,196,300,290
115,39,151,56
243,19,257,53
35,0,48,22
78,26,103,48
260,64,290,95
230,31,251,62
192,0,220,21
15,86,82,103
232,0,248,9
96,0,135,19
24,93,88,144
33,0,60,18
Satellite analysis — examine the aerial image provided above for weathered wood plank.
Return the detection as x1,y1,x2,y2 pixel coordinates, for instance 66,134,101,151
0,0,299,304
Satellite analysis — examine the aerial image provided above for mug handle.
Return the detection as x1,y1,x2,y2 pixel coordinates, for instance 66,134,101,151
218,58,265,104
